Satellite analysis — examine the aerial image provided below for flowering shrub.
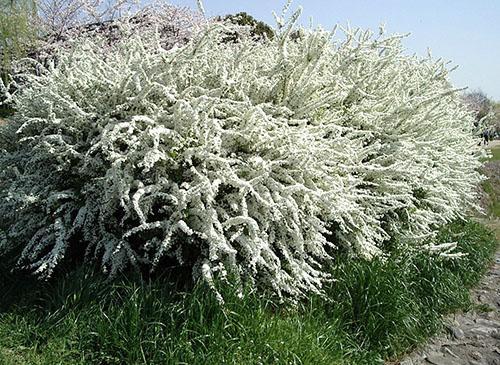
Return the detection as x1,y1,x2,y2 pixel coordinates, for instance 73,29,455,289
1,3,207,109
37,3,207,55
0,9,483,298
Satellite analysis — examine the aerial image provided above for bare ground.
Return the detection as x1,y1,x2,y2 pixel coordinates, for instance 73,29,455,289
398,246,500,365
396,154,500,365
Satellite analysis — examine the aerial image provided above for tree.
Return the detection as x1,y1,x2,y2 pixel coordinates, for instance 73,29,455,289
0,0,38,84
221,12,274,41
461,90,499,137
36,0,138,35
491,101,500,135
462,90,492,123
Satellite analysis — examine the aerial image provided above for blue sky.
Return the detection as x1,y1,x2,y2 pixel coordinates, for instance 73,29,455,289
167,0,500,101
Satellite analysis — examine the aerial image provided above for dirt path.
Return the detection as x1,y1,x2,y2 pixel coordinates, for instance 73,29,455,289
396,154,500,365
486,140,500,149
398,240,500,365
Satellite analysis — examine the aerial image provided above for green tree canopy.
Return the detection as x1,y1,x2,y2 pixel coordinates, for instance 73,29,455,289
222,12,274,40
0,0,38,84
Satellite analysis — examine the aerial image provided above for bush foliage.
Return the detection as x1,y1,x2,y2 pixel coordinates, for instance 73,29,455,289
0,8,484,298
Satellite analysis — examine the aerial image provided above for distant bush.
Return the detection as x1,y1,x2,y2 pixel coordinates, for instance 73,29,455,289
462,90,497,133
0,1,38,90
0,8,483,299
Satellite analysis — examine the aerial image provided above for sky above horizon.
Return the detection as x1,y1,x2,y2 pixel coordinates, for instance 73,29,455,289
167,0,500,101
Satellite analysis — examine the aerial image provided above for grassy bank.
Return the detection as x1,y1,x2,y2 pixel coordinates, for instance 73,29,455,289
490,147,500,162
482,144,500,219
0,220,497,365
1,146,498,365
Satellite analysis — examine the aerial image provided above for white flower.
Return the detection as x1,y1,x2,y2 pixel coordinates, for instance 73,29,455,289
0,9,483,298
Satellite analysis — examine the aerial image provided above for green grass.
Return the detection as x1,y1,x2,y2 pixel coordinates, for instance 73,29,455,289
489,146,500,162
482,179,500,217
0,220,496,365
482,147,500,218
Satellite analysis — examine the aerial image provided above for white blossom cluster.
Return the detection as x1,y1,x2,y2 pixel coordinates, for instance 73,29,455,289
0,11,484,298
33,3,207,68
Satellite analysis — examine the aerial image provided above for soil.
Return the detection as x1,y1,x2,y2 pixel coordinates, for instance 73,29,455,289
395,149,500,365
397,247,500,365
